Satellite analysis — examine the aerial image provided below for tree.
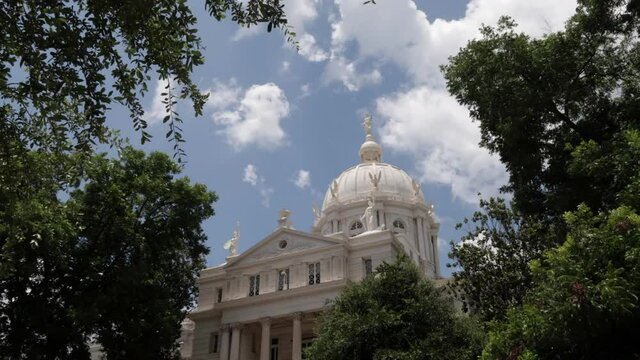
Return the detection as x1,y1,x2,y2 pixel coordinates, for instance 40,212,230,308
0,147,217,359
0,0,292,157
448,198,553,321
306,254,484,360
443,0,640,223
482,203,640,360
444,0,640,323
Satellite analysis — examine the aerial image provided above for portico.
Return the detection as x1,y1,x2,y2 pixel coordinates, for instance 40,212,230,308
213,312,316,360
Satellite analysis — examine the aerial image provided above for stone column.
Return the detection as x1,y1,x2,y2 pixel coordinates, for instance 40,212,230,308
229,323,242,360
219,324,230,360
292,312,303,360
260,318,271,360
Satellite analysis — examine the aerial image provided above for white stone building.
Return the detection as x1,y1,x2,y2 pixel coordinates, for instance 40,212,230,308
181,116,441,360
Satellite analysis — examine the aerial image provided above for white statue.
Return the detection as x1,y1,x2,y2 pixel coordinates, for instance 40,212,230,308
278,209,292,228
369,170,382,191
363,113,373,137
411,178,421,197
330,180,339,200
224,221,239,256
312,203,322,221
361,196,376,232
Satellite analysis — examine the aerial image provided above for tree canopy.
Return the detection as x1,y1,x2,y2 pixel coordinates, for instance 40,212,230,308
306,254,483,360
444,0,640,358
0,147,216,359
0,0,291,158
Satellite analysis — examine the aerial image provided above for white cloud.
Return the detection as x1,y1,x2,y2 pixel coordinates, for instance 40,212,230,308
243,164,274,207
205,79,242,111
377,86,508,203
322,0,577,203
281,61,291,73
211,83,291,150
294,170,311,189
300,83,311,98
328,0,577,87
146,77,175,124
324,57,382,92
243,164,259,186
298,33,329,62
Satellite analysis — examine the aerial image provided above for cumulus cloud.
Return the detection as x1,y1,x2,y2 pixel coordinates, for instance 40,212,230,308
243,164,274,207
322,0,577,203
210,82,291,150
293,170,312,189
205,79,242,111
324,57,382,92
377,86,508,203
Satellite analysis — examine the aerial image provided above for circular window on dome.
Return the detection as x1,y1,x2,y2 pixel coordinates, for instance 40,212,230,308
349,220,364,237
278,240,288,249
392,219,406,234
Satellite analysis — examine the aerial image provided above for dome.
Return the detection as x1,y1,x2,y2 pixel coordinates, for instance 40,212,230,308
322,162,424,211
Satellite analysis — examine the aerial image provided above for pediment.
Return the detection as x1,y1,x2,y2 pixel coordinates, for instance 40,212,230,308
225,228,342,268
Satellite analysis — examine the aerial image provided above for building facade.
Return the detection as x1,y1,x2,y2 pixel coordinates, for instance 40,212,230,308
182,115,441,360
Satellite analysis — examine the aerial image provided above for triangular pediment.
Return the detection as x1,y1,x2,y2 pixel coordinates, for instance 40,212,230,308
224,228,343,268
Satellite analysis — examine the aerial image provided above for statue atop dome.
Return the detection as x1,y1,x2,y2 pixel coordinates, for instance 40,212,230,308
363,113,373,138
359,114,382,163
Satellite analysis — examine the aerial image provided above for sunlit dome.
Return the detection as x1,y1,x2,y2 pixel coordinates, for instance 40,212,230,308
321,114,425,211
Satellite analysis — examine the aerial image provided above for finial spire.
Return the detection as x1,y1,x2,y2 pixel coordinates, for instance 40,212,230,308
359,113,382,163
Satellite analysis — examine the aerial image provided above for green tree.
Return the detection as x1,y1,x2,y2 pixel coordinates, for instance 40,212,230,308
0,0,292,157
448,198,553,321
482,203,640,360
0,147,217,359
306,254,484,360
443,0,640,222
444,0,640,323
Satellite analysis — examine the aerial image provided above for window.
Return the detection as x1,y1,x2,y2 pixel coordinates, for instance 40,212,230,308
270,338,279,360
249,275,260,296
308,262,321,285
363,258,373,277
302,338,314,359
392,219,406,234
278,269,289,291
349,220,364,237
216,288,223,303
208,332,219,353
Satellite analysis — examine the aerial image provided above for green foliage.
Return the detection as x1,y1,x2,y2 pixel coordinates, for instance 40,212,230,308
306,254,484,360
448,198,553,321
445,0,640,329
0,0,290,159
443,1,640,221
0,147,217,359
482,205,640,360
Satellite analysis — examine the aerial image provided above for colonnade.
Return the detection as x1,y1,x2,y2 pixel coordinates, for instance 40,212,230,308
218,313,304,360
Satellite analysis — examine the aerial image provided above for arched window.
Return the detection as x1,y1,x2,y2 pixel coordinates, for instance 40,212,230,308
392,219,406,234
349,220,364,237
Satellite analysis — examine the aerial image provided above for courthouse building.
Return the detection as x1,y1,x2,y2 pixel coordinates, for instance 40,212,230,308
181,115,442,360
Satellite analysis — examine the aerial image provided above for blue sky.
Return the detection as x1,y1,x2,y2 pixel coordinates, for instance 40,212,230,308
108,0,578,276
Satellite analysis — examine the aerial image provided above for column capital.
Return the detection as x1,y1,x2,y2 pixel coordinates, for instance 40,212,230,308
230,322,243,330
220,323,230,331
259,317,271,326
292,312,303,321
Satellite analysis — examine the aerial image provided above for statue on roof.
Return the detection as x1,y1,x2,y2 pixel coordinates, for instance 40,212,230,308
278,209,292,228
224,221,239,257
